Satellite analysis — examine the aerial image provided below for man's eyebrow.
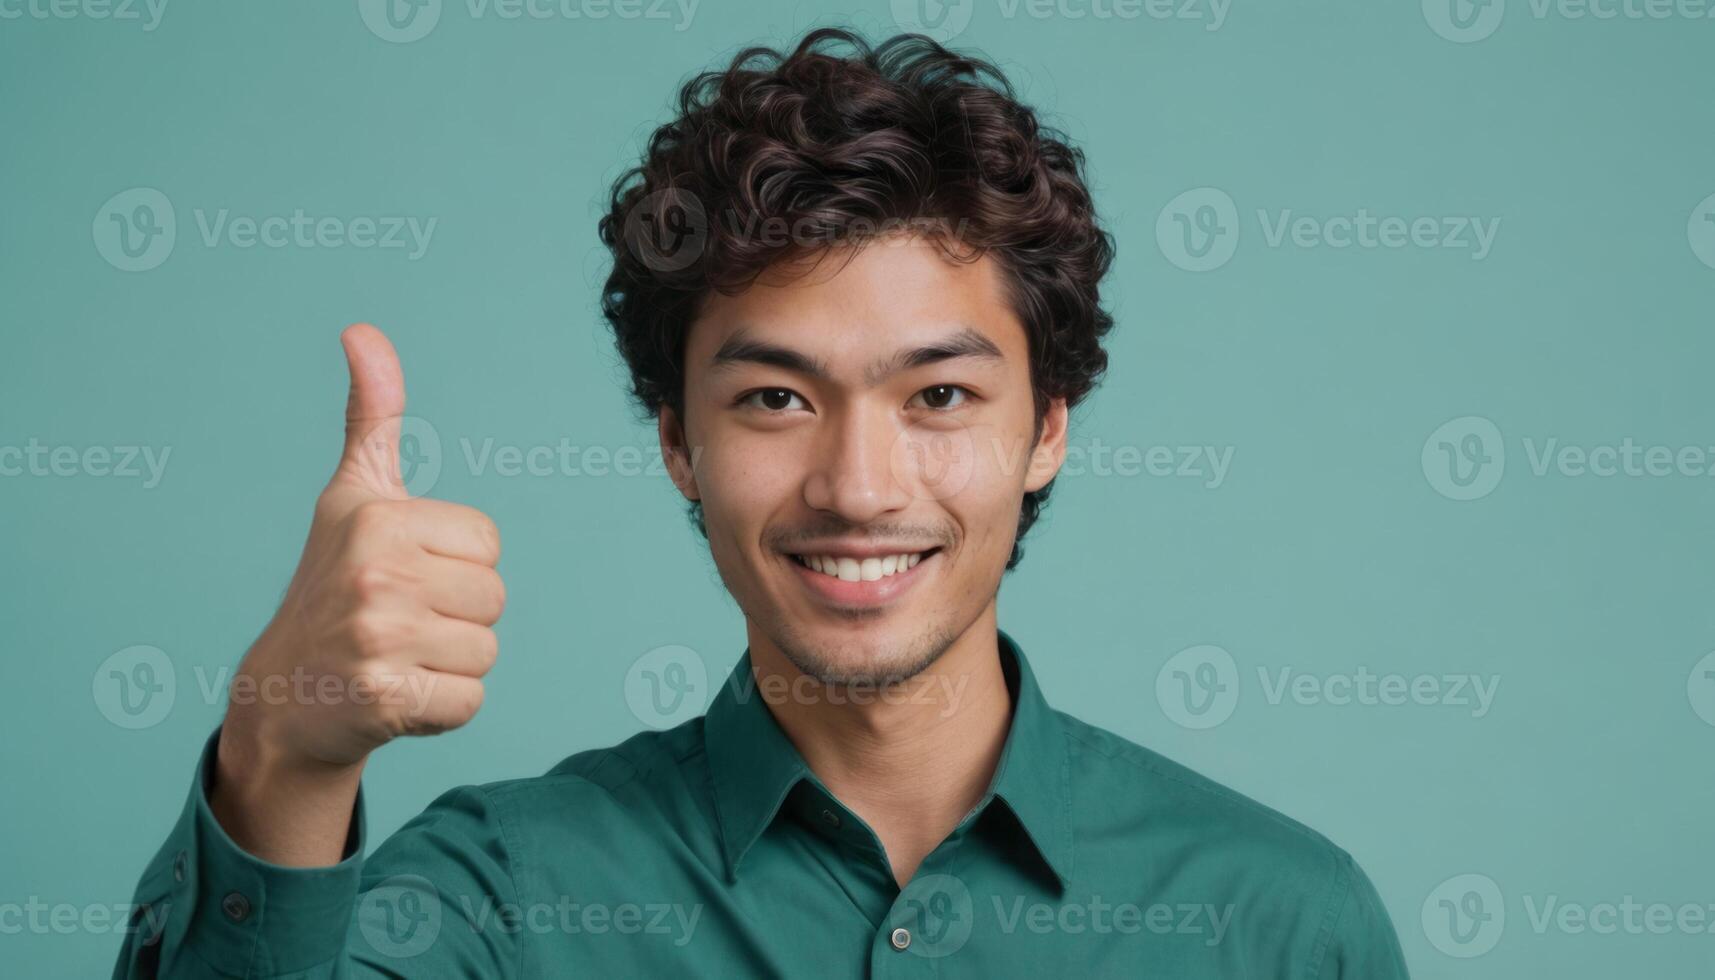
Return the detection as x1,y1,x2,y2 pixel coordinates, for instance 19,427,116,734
708,330,832,380
863,327,1005,387
707,326,1005,387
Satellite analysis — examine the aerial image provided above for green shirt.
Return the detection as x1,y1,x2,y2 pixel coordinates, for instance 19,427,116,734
114,628,1409,978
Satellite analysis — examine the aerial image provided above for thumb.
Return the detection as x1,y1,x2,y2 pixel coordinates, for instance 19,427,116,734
335,322,409,499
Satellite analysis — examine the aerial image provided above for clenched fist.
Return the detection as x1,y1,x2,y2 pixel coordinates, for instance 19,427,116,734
213,325,504,864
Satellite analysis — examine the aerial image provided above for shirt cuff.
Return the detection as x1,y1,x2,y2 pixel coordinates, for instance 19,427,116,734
134,726,367,977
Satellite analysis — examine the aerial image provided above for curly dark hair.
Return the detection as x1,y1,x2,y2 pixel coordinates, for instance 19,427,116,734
597,27,1115,571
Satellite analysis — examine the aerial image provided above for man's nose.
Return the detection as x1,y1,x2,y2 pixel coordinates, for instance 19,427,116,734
801,406,913,524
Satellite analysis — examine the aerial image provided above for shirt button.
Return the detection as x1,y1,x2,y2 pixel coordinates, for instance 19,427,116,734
172,850,188,883
890,927,911,950
221,892,251,923
820,808,842,829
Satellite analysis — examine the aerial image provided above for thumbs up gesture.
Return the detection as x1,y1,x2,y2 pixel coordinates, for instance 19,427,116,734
223,324,505,772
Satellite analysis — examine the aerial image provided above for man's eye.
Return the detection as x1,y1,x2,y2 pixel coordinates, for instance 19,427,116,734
739,388,808,412
909,385,971,411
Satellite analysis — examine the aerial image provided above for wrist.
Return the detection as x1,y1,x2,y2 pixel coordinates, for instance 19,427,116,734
212,710,366,866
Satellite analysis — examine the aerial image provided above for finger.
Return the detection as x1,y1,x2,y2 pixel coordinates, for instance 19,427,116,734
412,617,500,677
400,498,502,566
337,323,409,500
414,555,506,626
400,672,486,735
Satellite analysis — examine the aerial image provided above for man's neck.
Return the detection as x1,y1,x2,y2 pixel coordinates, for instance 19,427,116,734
747,608,1013,887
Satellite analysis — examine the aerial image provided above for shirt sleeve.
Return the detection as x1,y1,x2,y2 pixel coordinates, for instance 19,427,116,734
1313,848,1411,979
111,728,522,979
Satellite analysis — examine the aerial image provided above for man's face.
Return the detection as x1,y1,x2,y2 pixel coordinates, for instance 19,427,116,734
663,235,1067,686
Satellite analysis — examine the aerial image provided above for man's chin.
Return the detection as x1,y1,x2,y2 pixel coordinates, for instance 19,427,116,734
774,628,953,689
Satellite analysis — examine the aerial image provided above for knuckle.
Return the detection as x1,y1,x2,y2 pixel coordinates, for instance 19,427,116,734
347,499,401,538
348,661,398,707
347,612,403,658
312,490,342,524
347,562,393,601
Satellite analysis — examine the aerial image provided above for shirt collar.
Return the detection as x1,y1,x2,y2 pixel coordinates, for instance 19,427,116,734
704,626,1073,889
704,651,811,882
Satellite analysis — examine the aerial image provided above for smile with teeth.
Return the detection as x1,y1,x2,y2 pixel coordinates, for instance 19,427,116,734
790,550,936,582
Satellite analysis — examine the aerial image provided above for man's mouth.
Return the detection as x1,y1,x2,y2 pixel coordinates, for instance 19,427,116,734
781,545,944,609
787,548,942,583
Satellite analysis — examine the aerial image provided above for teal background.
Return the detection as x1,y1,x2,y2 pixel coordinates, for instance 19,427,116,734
3,1,1712,976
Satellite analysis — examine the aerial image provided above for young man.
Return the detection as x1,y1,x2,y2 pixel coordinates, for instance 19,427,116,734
116,29,1409,978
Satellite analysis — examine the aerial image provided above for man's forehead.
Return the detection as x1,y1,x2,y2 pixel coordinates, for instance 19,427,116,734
687,240,1024,369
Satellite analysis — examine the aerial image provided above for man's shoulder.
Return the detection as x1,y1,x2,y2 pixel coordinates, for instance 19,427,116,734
1057,710,1405,976
1055,709,1354,876
462,717,710,815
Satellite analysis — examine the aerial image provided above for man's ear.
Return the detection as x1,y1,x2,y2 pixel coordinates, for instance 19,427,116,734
658,406,701,501
1023,397,1070,493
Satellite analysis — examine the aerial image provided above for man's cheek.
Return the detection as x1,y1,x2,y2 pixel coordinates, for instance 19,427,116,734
894,425,980,501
